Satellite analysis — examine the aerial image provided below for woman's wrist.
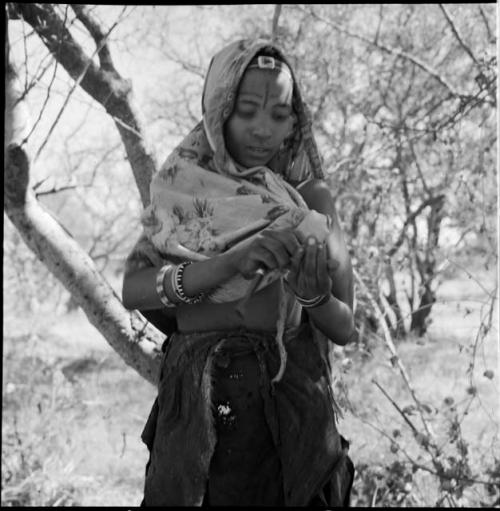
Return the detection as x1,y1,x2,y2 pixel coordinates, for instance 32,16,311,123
217,249,242,279
306,293,354,344
156,264,178,307
295,291,331,309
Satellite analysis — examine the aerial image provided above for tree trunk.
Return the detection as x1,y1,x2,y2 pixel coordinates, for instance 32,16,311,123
384,261,406,339
410,196,445,335
4,143,164,385
4,26,163,385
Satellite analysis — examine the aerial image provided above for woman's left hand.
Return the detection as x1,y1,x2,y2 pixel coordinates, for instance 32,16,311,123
286,236,338,300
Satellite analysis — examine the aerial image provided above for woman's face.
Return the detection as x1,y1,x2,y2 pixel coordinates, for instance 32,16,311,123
224,67,295,168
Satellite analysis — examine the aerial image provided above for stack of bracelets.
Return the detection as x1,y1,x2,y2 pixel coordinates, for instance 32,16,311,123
155,261,204,307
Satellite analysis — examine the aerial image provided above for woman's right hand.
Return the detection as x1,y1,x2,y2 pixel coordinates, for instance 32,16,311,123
226,228,303,279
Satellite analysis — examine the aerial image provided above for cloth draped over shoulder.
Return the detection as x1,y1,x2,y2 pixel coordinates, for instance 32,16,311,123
126,38,328,302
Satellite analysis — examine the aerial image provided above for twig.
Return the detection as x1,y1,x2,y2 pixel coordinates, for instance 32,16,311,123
478,5,494,42
271,4,282,43
387,195,445,257
371,484,379,507
33,10,124,162
438,4,482,69
296,4,466,99
20,9,65,146
353,268,434,440
35,184,91,197
357,413,495,486
372,379,420,437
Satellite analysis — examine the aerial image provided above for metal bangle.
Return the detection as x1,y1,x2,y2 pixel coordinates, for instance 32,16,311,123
156,264,175,308
295,292,330,308
171,261,204,304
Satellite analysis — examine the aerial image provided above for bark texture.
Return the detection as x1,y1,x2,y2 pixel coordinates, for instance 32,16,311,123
4,143,163,385
5,5,164,384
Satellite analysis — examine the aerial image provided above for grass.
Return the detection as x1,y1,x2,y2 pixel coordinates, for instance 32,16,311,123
2,309,157,506
332,263,499,506
2,262,498,506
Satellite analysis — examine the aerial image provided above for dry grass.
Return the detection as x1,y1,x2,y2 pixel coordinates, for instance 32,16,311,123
2,263,498,506
333,263,499,506
2,309,156,507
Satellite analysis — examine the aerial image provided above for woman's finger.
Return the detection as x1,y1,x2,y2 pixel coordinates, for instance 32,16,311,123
258,236,292,269
303,236,318,293
262,229,302,257
317,242,328,282
327,258,340,274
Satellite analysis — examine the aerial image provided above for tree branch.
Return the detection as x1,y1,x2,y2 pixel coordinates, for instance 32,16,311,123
298,4,469,100
438,4,481,69
353,268,435,441
478,5,494,42
5,26,163,384
4,143,163,385
70,4,116,70
271,4,282,43
13,3,157,207
388,195,446,257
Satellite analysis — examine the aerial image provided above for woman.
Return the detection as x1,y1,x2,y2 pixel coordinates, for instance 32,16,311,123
122,38,356,506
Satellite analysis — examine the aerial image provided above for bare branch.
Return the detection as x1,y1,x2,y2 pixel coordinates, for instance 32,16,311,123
478,5,494,42
353,268,435,441
373,4,384,46
372,379,420,436
33,8,125,162
35,184,86,197
438,4,482,69
388,195,445,258
298,4,468,99
13,3,157,207
271,4,282,43
70,4,117,70
405,136,431,196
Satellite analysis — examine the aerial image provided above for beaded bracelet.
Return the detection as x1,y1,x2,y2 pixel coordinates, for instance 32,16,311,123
155,264,175,308
171,261,204,304
295,292,331,309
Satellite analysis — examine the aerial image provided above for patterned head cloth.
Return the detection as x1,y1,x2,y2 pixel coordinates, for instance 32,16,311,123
200,38,325,181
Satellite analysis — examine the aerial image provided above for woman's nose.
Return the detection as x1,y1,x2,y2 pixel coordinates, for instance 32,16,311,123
250,117,272,140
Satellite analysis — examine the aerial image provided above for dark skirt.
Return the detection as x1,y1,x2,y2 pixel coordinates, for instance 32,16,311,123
141,327,354,507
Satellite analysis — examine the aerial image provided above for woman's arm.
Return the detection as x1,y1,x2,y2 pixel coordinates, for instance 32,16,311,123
122,229,302,311
122,251,236,311
292,179,356,345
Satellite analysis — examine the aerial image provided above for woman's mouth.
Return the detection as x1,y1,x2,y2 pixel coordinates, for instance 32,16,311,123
247,146,271,156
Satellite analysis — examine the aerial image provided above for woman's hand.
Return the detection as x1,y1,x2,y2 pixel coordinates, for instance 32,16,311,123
226,228,302,279
286,236,339,299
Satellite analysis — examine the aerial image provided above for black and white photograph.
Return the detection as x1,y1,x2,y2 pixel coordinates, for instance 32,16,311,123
3,3,498,507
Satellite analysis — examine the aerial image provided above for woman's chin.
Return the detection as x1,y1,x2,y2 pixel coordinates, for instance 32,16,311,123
237,154,274,169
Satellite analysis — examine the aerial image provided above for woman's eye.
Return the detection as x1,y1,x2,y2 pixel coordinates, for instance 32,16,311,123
236,107,256,118
273,113,289,122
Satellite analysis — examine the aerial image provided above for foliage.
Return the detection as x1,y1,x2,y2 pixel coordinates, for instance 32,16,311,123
2,335,88,506
4,4,498,506
1,329,152,506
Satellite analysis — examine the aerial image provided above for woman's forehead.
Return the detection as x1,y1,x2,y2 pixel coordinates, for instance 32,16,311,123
237,68,294,104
